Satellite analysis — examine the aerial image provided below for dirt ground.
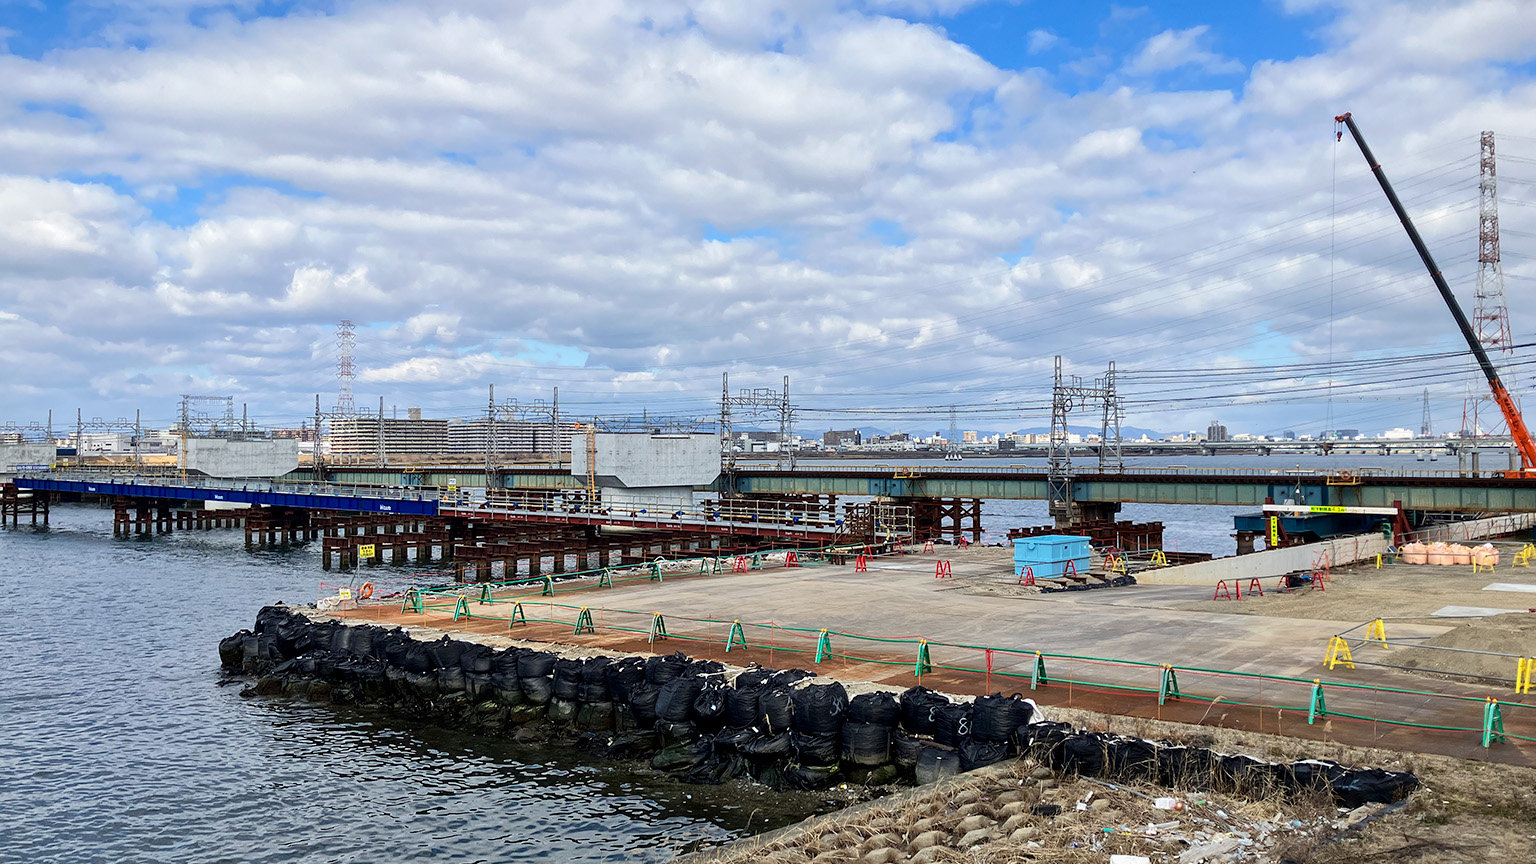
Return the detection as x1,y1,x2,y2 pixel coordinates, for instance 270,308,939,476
687,707,1536,864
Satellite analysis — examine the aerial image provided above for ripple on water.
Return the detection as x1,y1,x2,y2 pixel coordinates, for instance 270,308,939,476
0,506,776,864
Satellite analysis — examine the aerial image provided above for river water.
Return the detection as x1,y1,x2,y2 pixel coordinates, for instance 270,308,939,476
0,506,807,864
0,453,1470,862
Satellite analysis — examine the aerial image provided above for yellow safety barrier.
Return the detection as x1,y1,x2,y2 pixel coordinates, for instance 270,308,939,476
1518,658,1535,695
1375,553,1382,570
1150,550,1168,567
1324,635,1355,670
1105,555,1127,575
1365,618,1388,650
1515,544,1535,568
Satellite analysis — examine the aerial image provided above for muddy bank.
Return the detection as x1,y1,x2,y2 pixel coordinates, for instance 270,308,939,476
219,605,1418,816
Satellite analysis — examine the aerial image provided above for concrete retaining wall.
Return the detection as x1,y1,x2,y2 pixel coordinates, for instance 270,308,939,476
185,438,299,478
1139,512,1536,586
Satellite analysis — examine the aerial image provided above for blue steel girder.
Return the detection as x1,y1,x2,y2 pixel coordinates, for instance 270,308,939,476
15,478,439,516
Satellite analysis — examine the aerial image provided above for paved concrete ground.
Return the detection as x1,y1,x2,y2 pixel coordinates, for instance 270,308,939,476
343,550,1536,764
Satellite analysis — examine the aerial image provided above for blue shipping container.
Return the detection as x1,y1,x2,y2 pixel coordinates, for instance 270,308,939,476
1013,535,1091,579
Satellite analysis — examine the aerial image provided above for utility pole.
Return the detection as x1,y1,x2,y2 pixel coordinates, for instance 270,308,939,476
334,320,356,417
1099,361,1124,472
134,409,142,469
720,372,734,481
551,385,560,465
485,384,497,490
781,375,794,470
377,395,386,467
313,394,325,481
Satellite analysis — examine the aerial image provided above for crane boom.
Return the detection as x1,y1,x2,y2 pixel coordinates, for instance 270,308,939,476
1333,112,1536,472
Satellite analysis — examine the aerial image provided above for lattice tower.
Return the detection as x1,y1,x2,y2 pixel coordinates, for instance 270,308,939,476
1465,132,1513,437
334,320,356,417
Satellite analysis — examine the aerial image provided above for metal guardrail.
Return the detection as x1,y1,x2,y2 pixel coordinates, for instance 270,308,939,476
734,463,1529,481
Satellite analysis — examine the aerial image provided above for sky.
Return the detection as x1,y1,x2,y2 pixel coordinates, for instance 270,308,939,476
4,0,1536,439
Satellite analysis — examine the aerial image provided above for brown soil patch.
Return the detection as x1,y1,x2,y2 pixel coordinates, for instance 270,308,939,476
1392,614,1536,683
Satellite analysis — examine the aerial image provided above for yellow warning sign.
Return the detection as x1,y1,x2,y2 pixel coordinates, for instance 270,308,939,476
338,587,352,601
358,544,377,558
1268,515,1280,546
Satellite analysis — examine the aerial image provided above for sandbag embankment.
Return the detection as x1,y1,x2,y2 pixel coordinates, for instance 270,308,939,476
219,605,1417,804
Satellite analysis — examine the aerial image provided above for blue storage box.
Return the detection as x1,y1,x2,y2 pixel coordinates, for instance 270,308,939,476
1013,535,1091,579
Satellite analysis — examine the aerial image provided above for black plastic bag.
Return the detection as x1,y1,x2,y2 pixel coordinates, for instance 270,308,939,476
792,731,838,764
604,657,646,702
517,651,556,679
757,684,794,733
847,692,900,727
656,676,704,722
645,652,690,685
933,702,972,748
914,744,960,786
791,682,848,737
841,722,892,765
520,674,553,704
971,693,1033,743
900,686,949,735
959,737,1010,772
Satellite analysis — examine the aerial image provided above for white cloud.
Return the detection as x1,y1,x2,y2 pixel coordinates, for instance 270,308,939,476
0,0,1530,439
1124,25,1244,76
1026,29,1058,54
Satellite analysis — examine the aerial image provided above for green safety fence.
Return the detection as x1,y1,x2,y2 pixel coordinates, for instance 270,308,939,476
394,590,1536,749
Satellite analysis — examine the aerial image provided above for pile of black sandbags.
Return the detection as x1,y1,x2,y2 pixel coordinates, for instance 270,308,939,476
1019,723,1418,806
220,606,1417,803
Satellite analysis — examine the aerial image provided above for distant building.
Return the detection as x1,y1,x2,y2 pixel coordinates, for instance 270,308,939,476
1380,427,1416,440
446,418,570,455
331,416,448,455
962,431,978,444
822,429,862,447
1207,421,1228,443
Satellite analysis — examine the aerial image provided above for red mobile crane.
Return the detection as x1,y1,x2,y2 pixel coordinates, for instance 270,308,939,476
1333,112,1536,473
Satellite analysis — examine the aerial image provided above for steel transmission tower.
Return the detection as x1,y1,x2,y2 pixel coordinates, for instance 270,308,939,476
1421,388,1433,438
1464,132,1512,438
334,320,357,417
946,407,961,460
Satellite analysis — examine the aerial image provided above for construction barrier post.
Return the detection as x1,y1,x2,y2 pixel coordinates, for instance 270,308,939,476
923,540,935,553
1308,679,1327,725
814,629,831,664
1158,665,1181,705
934,560,952,579
751,553,763,570
855,555,868,572
401,588,423,614
478,583,493,605
785,551,800,568
649,561,663,582
598,569,614,589
732,556,748,573
574,606,595,635
509,602,526,628
453,596,471,621
541,576,554,597
1517,658,1534,695
1150,549,1168,567
1375,553,1383,570
649,612,668,643
725,619,747,652
1213,580,1233,601
915,639,932,677
1018,566,1035,586
1246,578,1264,597
1366,618,1388,649
1324,636,1355,670
1030,652,1049,690
1483,698,1506,747
1516,544,1535,568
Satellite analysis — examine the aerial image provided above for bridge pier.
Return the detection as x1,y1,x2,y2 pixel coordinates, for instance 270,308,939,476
909,497,984,544
1,484,48,527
